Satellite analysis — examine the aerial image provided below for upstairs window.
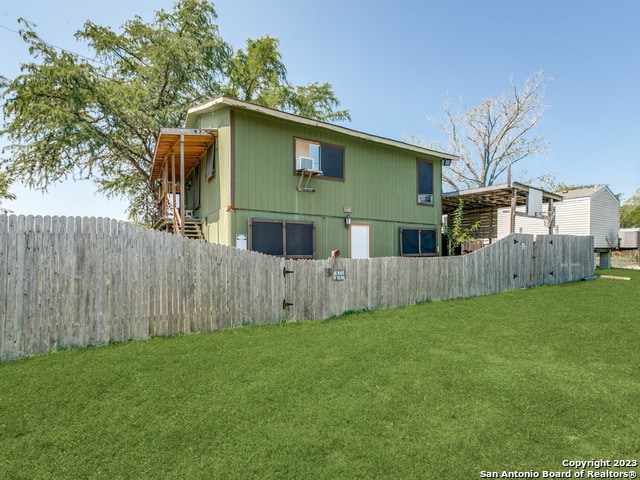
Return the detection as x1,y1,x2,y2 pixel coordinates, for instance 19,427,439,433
205,143,216,180
400,227,437,256
295,138,344,180
249,218,315,259
193,165,201,209
417,159,434,205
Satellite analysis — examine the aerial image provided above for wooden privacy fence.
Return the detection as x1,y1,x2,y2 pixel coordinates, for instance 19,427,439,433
284,234,595,320
0,215,595,362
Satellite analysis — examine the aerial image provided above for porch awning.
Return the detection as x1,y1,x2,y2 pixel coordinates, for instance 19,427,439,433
150,128,216,182
442,182,563,214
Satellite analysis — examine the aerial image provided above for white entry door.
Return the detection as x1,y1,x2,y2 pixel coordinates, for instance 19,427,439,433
350,224,370,259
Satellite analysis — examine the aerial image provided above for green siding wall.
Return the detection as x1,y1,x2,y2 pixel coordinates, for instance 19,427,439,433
231,110,442,224
193,111,234,245
191,106,443,258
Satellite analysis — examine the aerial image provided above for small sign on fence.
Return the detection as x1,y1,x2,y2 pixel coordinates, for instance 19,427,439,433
333,269,346,281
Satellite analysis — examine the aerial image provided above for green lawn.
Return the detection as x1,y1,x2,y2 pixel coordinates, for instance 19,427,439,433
1,269,639,479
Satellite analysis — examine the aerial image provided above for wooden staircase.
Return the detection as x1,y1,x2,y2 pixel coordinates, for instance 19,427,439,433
160,194,203,240
182,219,203,240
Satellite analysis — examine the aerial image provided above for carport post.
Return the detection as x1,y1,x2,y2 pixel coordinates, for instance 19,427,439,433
509,189,517,234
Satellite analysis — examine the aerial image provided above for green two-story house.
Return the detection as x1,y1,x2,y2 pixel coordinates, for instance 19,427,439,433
150,96,457,259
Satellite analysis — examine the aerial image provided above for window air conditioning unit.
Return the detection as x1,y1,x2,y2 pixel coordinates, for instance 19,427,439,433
184,210,194,218
296,156,320,171
418,194,433,204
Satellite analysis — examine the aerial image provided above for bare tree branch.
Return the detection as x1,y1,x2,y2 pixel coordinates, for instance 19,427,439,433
423,71,551,190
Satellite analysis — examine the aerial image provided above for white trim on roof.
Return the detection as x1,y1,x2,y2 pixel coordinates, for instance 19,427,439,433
556,185,618,203
186,96,459,161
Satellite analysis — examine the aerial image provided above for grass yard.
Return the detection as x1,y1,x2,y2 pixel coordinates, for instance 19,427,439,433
1,269,639,479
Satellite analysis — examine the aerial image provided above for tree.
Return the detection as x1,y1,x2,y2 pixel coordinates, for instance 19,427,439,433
620,189,640,228
555,183,598,191
222,36,350,122
0,169,15,212
444,198,480,255
423,71,550,191
0,0,349,223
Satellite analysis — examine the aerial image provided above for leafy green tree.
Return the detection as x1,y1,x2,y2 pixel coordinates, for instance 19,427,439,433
620,189,640,228
444,198,480,255
0,0,349,223
222,36,350,122
0,169,15,212
224,36,286,105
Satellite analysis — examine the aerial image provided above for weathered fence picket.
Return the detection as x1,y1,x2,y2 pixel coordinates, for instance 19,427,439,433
0,215,595,362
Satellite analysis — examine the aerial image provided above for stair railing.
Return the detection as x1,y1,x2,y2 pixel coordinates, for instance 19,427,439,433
164,193,182,235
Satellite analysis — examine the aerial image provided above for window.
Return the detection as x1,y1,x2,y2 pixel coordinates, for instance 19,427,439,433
251,220,283,256
285,222,314,257
249,218,315,258
193,165,201,209
295,138,344,180
205,143,215,180
400,227,437,256
417,159,434,205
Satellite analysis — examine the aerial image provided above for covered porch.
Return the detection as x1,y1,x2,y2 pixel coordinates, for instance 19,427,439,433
442,182,563,252
150,128,216,238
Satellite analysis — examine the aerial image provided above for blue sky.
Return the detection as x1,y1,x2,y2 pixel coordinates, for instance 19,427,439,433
1,0,639,219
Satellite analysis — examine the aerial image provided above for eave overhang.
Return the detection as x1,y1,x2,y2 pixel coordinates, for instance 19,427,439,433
185,96,459,163
150,128,217,182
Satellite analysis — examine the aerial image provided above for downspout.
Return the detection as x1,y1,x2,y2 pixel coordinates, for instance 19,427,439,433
227,109,236,247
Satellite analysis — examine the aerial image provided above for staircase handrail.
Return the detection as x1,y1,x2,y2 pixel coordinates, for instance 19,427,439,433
164,193,182,235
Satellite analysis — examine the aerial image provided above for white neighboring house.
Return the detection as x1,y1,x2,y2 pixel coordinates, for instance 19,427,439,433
497,185,620,250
